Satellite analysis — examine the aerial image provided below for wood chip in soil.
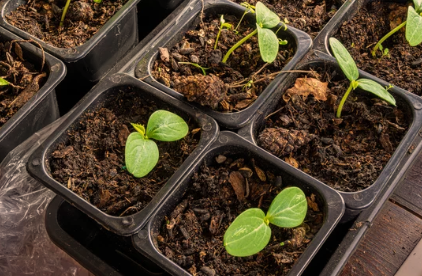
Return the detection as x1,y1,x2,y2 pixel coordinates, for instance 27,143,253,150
6,0,129,48
48,90,200,216
151,13,295,112
334,1,422,96
157,156,323,275
258,65,409,192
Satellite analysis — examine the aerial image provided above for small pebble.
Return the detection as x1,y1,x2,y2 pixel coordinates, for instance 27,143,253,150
200,266,216,276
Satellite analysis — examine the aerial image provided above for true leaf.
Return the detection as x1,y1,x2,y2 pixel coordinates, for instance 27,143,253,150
224,208,271,257
266,187,307,228
413,0,422,13
329,37,359,82
257,24,279,63
131,123,145,137
255,1,280,28
146,110,189,141
125,133,159,178
0,78,9,86
406,6,422,46
356,79,396,106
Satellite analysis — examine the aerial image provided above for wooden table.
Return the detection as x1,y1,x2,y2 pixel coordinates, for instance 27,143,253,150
340,150,422,275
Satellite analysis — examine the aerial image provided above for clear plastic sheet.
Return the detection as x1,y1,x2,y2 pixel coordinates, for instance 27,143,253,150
0,116,93,276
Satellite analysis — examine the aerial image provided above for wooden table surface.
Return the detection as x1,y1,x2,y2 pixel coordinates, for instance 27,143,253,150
340,150,422,275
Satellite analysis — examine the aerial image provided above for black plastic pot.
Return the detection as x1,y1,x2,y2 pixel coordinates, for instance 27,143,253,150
132,0,313,129
158,0,185,9
27,73,219,236
238,52,422,222
0,27,66,162
45,196,167,276
132,131,345,276
0,0,139,82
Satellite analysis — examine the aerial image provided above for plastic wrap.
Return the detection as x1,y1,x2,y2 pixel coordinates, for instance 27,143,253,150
0,116,93,276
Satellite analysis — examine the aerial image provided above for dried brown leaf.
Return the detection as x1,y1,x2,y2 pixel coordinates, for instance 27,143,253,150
229,171,245,201
285,156,299,168
283,78,328,102
307,194,319,212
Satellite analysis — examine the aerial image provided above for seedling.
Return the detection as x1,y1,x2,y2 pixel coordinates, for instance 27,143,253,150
214,15,233,50
224,187,307,257
178,62,209,75
125,110,189,178
372,0,422,57
234,3,256,34
222,2,287,64
330,37,396,118
0,78,9,86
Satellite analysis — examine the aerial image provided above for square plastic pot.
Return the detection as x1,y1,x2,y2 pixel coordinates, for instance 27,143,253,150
133,0,313,129
27,73,219,236
0,27,66,162
45,196,166,276
238,52,422,222
0,0,139,82
132,131,345,276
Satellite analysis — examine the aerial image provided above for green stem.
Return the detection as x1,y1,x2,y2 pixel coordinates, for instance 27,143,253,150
214,28,222,50
222,29,257,63
60,0,72,27
234,10,249,33
372,21,407,57
336,82,354,118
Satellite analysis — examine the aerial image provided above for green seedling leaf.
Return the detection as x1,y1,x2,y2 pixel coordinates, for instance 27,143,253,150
406,6,422,46
266,187,307,228
146,110,189,141
413,0,422,13
0,77,9,86
256,1,280,28
224,208,271,257
357,79,396,106
178,62,209,75
279,39,288,45
257,24,279,63
131,123,145,137
329,37,359,82
125,133,159,178
93,0,102,3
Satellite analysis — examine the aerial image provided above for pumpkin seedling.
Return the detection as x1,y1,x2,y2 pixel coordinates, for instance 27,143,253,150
372,0,422,57
214,15,233,50
224,187,307,257
178,62,210,76
222,1,287,64
125,110,189,178
330,37,396,118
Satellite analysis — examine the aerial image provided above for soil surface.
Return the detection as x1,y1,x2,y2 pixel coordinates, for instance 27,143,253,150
6,0,128,48
151,13,295,112
258,64,409,192
48,90,200,216
335,1,422,96
157,155,323,275
231,0,343,38
0,40,46,128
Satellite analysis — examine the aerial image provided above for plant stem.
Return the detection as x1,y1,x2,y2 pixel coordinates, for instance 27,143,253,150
234,10,249,33
60,0,72,27
372,21,407,57
214,28,222,50
336,82,354,118
222,29,257,63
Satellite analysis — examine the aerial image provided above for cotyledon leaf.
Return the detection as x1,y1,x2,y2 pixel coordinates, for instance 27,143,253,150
125,132,159,178
146,110,188,142
224,208,271,257
406,6,422,46
356,78,396,106
257,24,279,63
329,37,359,82
266,187,307,228
255,1,280,29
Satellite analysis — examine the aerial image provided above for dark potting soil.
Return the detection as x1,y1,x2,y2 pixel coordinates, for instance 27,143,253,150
0,41,46,128
231,0,343,38
157,156,323,275
151,13,295,112
334,1,422,96
257,65,409,192
6,0,129,48
48,90,200,216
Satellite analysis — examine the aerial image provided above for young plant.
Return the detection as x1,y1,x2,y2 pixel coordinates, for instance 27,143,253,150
222,1,286,64
178,62,209,75
372,0,422,57
233,2,256,34
224,187,307,257
125,110,188,178
330,37,396,118
214,15,233,50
